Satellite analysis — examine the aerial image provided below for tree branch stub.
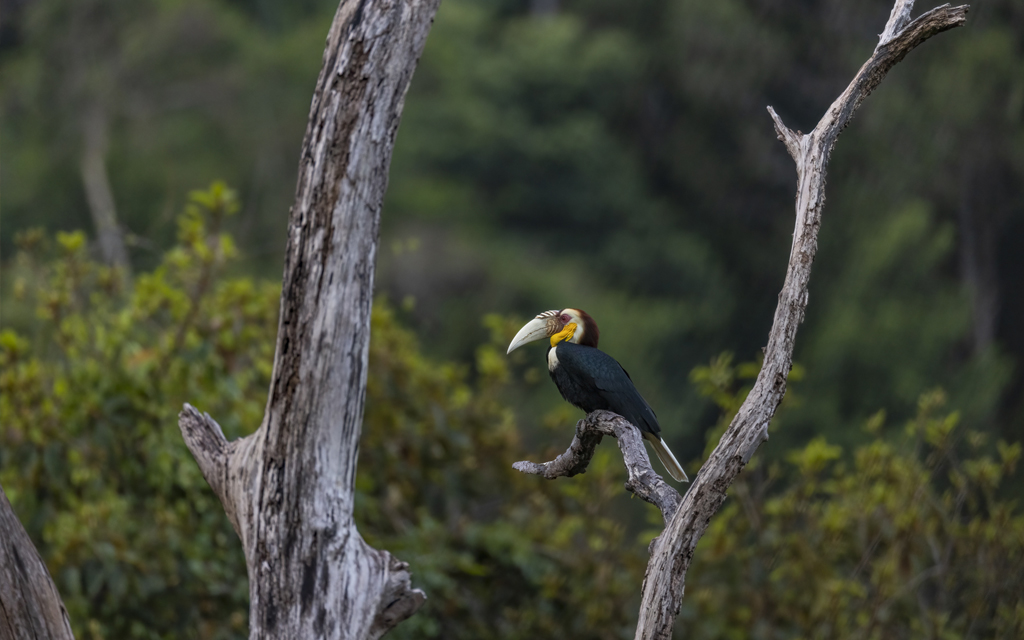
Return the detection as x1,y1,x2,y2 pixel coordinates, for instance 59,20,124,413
766,106,802,161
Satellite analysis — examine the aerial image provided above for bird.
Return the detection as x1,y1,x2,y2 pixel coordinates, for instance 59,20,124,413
507,308,688,482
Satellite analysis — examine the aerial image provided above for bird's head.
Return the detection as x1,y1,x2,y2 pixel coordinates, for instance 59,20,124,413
507,308,600,354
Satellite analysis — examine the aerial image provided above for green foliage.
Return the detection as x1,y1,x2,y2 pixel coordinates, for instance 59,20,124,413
3,0,1024,635
3,192,1023,637
788,199,1014,451
689,351,804,461
377,0,1024,462
681,356,1024,640
1,183,274,638
4,0,1022,459
357,307,651,639
0,0,330,274
1,186,649,639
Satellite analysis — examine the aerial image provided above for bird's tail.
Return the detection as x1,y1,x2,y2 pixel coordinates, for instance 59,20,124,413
645,434,689,483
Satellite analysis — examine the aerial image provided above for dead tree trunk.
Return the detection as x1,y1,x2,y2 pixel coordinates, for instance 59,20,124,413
515,2,968,639
178,0,439,638
0,484,74,640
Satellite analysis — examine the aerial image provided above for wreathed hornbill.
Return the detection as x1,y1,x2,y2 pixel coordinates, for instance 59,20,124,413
507,308,688,482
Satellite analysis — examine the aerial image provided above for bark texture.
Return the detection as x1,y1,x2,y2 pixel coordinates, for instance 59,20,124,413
0,484,74,640
514,411,682,524
178,1,440,638
514,3,968,640
635,5,968,638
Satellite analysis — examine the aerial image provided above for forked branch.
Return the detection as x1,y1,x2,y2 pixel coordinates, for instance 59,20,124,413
512,3,969,639
636,4,967,639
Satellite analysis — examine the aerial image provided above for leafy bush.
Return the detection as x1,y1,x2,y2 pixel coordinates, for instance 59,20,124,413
682,360,1024,640
2,183,272,638
1,184,647,639
2,185,1021,639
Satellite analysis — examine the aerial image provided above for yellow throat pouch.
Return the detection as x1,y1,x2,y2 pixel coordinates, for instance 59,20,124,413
550,323,577,347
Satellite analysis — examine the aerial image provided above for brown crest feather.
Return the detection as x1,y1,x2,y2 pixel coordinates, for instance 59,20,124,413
573,309,600,348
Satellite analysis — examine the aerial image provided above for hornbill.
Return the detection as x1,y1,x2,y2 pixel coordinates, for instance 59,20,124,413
507,308,688,482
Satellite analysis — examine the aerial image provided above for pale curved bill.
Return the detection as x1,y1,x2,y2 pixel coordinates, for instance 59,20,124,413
507,315,556,354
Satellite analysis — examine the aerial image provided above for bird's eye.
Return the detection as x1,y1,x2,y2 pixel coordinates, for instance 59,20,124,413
560,314,571,323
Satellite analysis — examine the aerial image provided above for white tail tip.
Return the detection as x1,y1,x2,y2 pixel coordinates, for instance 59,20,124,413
648,435,689,483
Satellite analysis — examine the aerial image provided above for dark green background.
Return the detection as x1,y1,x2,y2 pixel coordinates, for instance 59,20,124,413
2,0,1022,637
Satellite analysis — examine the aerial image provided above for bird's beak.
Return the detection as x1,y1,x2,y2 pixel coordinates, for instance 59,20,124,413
507,312,561,354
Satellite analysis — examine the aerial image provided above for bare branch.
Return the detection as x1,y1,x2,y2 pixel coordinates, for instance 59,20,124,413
368,555,427,640
515,411,682,524
627,4,970,639
177,404,229,498
817,5,967,153
879,0,916,47
512,416,606,479
766,106,802,161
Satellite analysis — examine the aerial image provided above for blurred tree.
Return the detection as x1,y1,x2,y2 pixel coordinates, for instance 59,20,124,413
0,0,329,274
841,1,1024,435
1,184,270,638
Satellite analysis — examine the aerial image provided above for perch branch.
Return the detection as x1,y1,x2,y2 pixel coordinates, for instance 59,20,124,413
512,416,606,479
631,5,968,640
515,411,681,524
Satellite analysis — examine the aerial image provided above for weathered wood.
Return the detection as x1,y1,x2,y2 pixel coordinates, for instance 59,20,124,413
879,0,917,46
635,5,968,639
514,411,682,524
510,3,968,639
178,0,440,638
0,484,74,640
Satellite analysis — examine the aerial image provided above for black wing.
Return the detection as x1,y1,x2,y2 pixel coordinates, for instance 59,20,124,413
552,342,661,437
